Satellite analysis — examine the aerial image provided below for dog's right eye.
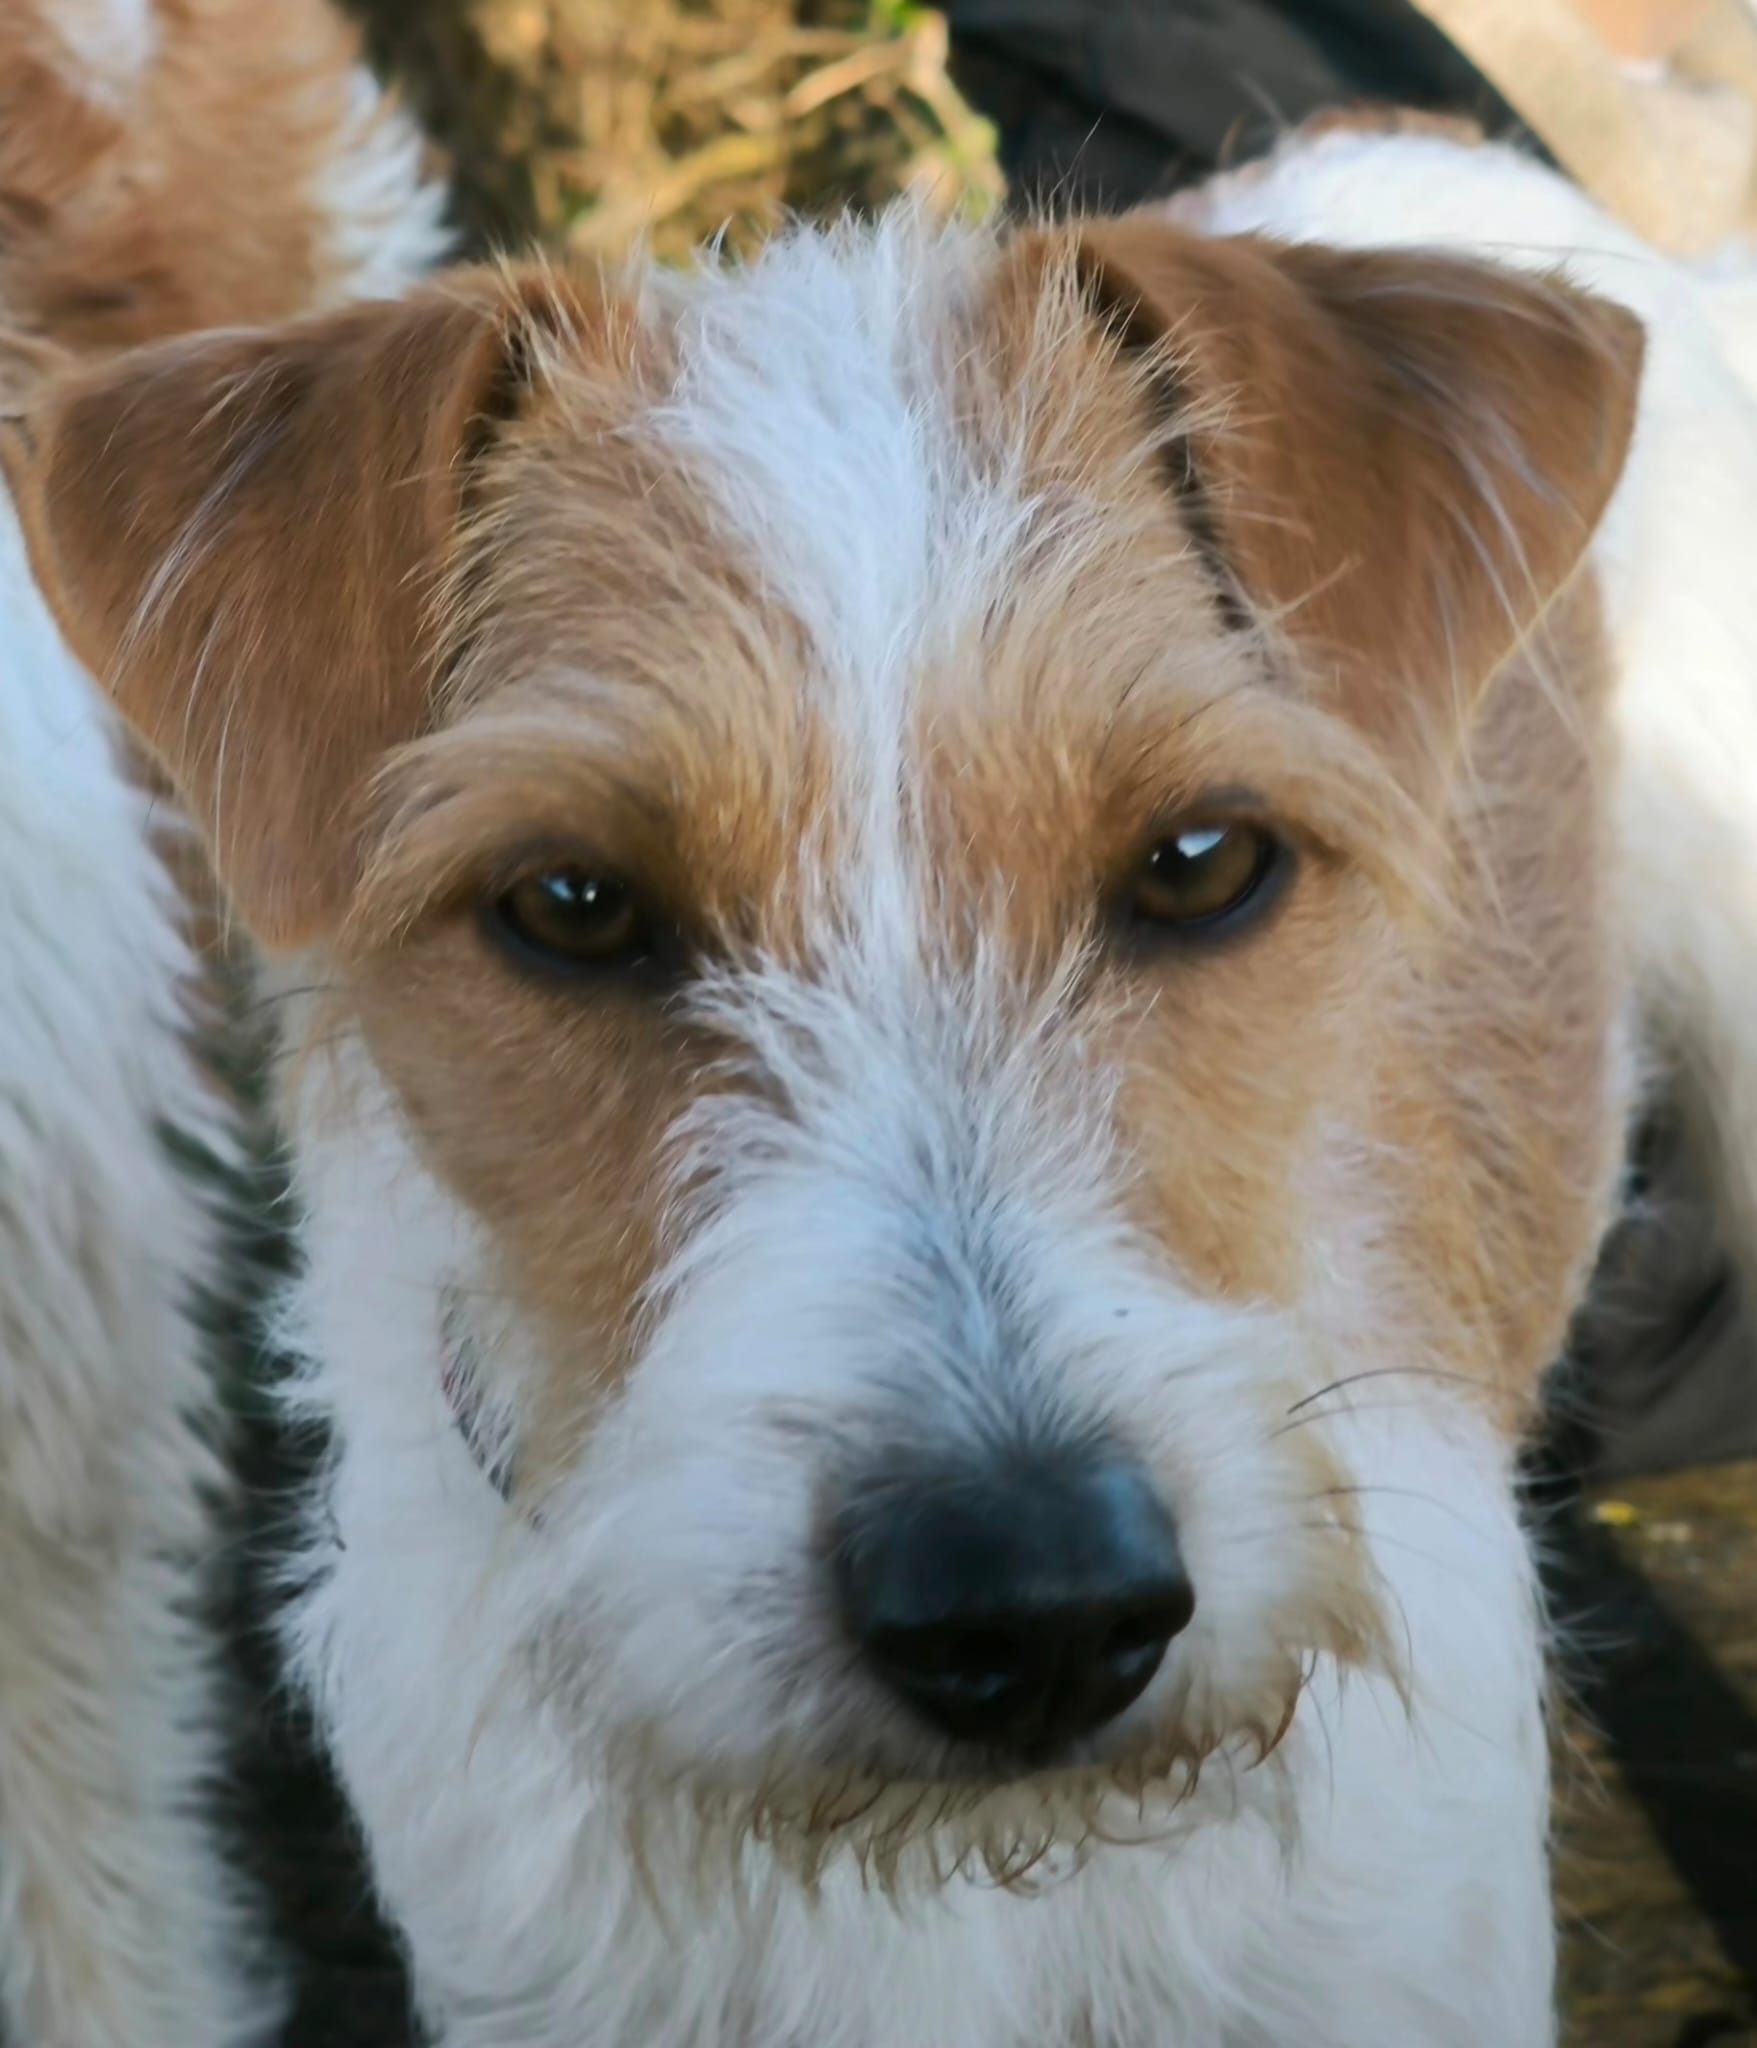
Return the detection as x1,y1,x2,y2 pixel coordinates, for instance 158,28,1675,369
1129,821,1283,934
488,868,652,971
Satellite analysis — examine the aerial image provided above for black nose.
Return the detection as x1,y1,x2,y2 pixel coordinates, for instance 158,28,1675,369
833,1454,1194,1758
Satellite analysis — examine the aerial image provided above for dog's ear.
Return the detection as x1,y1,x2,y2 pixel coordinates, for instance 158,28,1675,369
0,267,593,950
1069,216,1645,777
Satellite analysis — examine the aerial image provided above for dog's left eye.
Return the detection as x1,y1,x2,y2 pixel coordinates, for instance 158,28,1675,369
1130,823,1280,930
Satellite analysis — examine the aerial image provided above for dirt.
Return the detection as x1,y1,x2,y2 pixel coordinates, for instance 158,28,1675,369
341,0,999,262
1552,1466,1757,2046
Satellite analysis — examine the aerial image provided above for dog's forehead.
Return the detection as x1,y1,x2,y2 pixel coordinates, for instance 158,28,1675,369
648,223,1023,683
452,223,1240,942
643,219,1216,693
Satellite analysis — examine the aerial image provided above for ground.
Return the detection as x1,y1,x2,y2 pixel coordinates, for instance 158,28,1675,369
341,0,1000,262
1554,1467,1757,2045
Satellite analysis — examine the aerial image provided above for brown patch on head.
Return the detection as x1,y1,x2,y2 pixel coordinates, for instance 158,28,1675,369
0,0,415,361
2,245,829,1475
338,312,845,1460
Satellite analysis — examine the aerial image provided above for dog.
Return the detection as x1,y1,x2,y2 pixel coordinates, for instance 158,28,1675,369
12,103,1757,2045
0,4,443,2041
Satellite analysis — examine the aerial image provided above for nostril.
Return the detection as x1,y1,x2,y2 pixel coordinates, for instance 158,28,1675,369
868,1623,1030,1713
873,1623,1020,1683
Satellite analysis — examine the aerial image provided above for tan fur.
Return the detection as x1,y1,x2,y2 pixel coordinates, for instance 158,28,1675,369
1068,221,1639,780
0,0,419,355
1291,107,1491,147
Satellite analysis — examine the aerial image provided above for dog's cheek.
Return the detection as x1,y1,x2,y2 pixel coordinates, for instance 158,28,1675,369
529,1264,850,1766
346,929,702,1461
1101,881,1395,1313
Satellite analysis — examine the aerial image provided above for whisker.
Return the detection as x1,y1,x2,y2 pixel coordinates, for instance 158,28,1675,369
1302,1482,1498,1543
1268,1395,1473,1442
233,980,342,1019
1296,1519,1470,1580
1284,1364,1491,1417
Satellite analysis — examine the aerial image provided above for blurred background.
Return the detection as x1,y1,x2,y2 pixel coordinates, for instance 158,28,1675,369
222,4,1757,2042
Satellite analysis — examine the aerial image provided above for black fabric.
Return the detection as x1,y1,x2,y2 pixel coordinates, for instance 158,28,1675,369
1548,1111,1757,1483
945,0,1535,213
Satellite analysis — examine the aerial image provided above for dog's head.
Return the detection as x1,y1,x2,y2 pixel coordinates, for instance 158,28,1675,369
3,210,1641,1881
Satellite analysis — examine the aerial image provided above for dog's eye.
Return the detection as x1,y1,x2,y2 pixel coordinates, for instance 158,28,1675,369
1130,823,1280,930
491,869,648,968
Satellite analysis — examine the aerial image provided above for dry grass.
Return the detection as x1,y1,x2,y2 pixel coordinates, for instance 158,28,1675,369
346,0,1003,261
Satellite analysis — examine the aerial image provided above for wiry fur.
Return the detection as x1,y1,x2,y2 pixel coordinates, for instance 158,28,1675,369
0,2,444,2040
1,135,1703,2048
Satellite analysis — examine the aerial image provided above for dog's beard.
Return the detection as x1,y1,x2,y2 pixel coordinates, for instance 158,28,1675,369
577,1639,1353,1905
518,1464,1400,1904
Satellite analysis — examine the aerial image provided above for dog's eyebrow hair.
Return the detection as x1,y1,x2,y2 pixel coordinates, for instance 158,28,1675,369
1074,253,1254,639
1138,359,1254,640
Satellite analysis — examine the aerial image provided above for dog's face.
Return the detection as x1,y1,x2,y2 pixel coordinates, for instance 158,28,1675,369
5,212,1642,1874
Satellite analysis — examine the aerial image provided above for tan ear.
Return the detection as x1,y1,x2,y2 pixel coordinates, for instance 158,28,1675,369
1070,215,1645,777
0,267,584,949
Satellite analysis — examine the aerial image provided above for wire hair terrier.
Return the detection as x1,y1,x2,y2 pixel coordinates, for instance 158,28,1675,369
13,49,1757,2045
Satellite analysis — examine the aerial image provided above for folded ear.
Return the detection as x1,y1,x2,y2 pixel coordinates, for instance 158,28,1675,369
0,267,588,949
1069,215,1645,776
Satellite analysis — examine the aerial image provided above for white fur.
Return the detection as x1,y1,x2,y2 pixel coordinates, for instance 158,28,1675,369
0,490,268,2045
312,64,453,308
258,181,1687,2044
0,5,448,2039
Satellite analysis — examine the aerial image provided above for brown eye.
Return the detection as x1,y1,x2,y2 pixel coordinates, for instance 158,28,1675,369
491,868,647,969
1131,823,1280,930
